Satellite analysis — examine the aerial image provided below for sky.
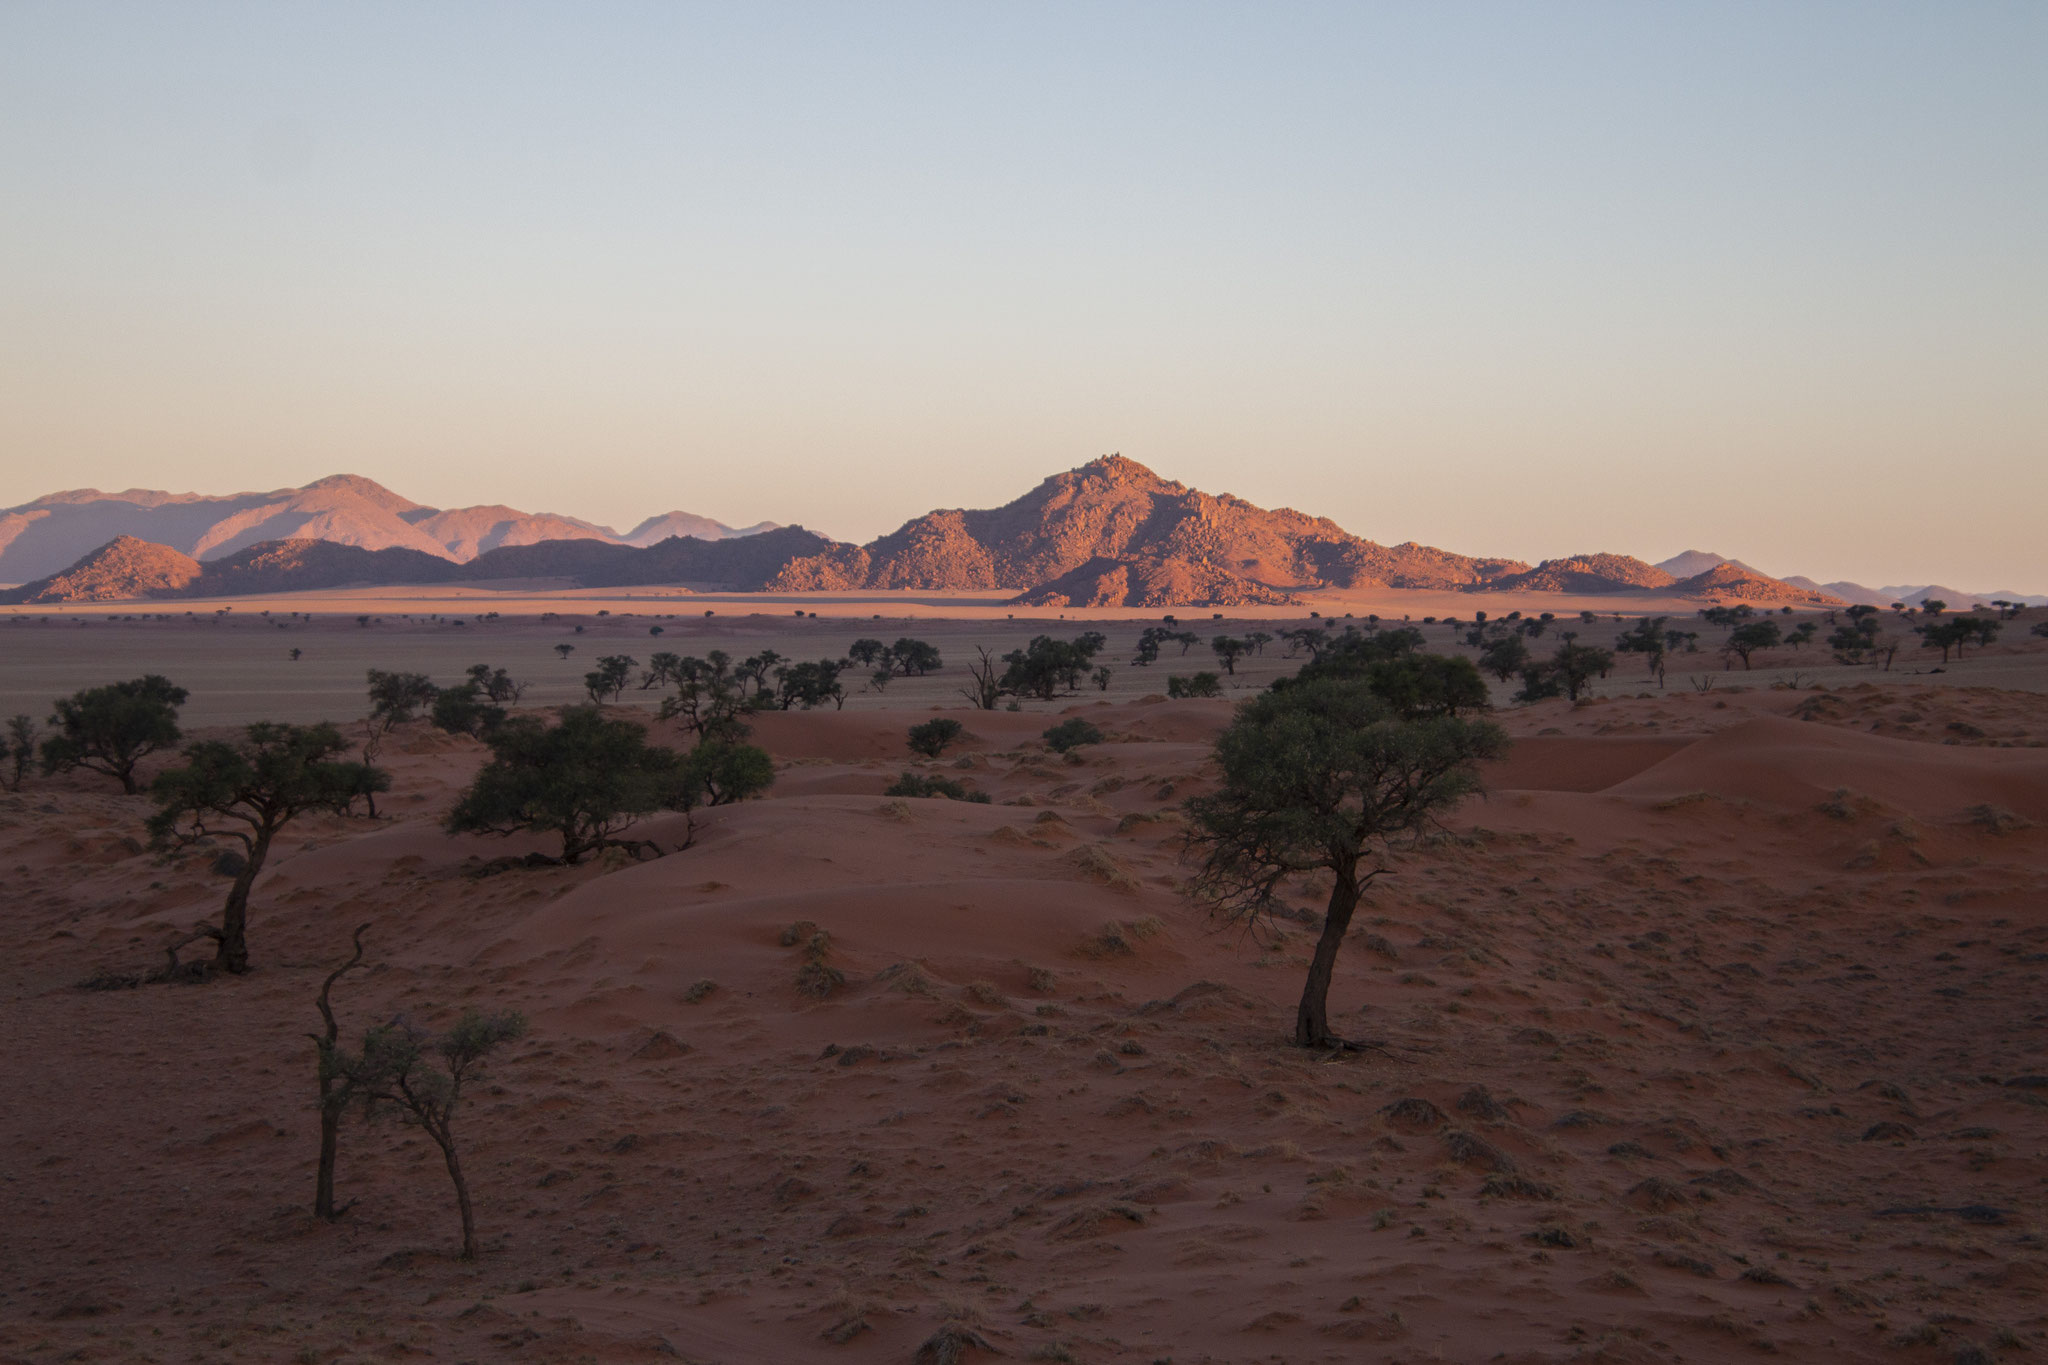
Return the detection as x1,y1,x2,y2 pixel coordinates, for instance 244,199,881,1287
1,2,2043,591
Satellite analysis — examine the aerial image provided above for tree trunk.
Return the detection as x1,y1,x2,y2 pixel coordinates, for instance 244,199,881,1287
315,1089,342,1220
215,828,272,974
433,1124,477,1259
1295,869,1363,1048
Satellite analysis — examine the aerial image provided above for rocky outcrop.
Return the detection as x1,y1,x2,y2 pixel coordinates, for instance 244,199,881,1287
0,536,203,603
1484,554,1676,595
1010,556,1304,608
1666,563,1844,606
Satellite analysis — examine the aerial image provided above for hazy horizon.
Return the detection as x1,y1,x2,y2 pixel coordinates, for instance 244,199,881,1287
2,4,2042,590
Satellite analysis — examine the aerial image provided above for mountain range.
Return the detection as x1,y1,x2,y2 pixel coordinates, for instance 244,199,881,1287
0,458,1868,608
1654,551,2046,610
0,474,777,584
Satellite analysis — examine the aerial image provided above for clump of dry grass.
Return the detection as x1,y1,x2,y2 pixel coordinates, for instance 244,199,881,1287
1068,843,1141,893
1076,916,1163,957
792,929,845,999
1623,1177,1692,1212
1378,1097,1447,1134
1442,1128,1516,1172
914,1323,995,1365
1964,803,2031,834
682,979,716,1004
875,961,942,997
1479,1173,1556,1200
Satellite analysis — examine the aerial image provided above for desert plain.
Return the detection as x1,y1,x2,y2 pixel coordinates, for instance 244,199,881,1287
4,594,2047,1365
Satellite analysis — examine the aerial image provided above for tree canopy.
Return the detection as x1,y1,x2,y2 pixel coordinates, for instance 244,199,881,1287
41,674,188,794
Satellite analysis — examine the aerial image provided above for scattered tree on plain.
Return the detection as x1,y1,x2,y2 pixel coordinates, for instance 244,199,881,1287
1477,633,1531,682
41,675,188,794
148,723,387,974
1614,616,1670,683
1166,672,1224,699
1183,679,1507,1048
1210,636,1247,675
584,655,637,704
1722,620,1781,670
654,653,749,739
999,635,1104,701
1919,616,1998,662
366,670,437,732
772,658,850,710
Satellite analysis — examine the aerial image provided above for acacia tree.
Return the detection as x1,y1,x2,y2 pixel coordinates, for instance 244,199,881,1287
888,638,942,676
772,658,850,710
654,653,747,738
445,706,769,863
1211,636,1247,675
366,670,437,732
1722,620,1781,670
1000,635,1102,700
346,1009,528,1260
1477,633,1531,682
466,664,525,703
583,655,637,704
41,675,188,794
1614,616,1670,683
148,723,387,974
1184,679,1507,1048
1285,640,1489,719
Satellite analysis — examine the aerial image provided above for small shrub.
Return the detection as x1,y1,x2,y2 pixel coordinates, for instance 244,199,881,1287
907,718,965,758
885,772,991,803
1042,718,1103,753
1166,672,1223,699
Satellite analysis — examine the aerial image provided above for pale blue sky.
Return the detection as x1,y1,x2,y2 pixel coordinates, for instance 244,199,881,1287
2,2,2043,588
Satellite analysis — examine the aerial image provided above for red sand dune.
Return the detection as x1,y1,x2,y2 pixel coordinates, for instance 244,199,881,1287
3,684,2045,1363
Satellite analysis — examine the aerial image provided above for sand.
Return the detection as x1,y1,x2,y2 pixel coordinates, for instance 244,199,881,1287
3,611,2047,1363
